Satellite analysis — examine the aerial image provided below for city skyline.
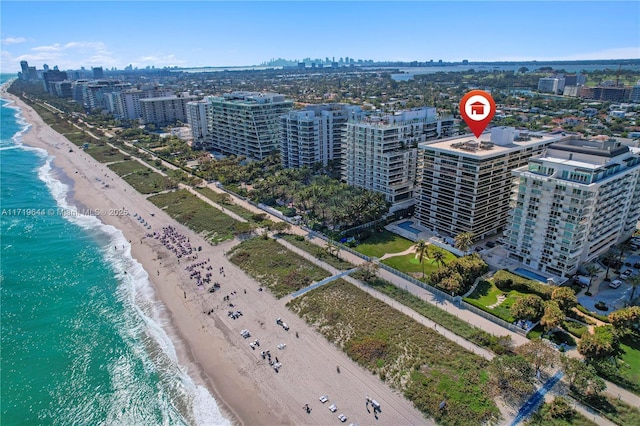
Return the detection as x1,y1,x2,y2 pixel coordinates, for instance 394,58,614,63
1,1,639,73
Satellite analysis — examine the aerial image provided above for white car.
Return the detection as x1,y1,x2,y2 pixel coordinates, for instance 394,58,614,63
338,414,347,422
609,280,623,289
620,270,632,279
319,395,328,403
328,403,337,412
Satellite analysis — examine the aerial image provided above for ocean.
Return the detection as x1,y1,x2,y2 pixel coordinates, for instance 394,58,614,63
0,75,230,425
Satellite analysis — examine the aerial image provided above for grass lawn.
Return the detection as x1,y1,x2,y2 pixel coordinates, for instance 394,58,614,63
354,230,414,258
620,335,640,388
287,279,499,425
579,393,640,426
381,246,456,279
464,280,526,323
595,333,640,396
228,237,330,298
148,189,239,243
108,160,169,194
280,234,355,271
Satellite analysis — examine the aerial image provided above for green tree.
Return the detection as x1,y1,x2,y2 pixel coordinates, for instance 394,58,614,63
551,286,578,313
430,249,446,270
414,240,430,278
488,355,535,405
578,326,621,362
454,232,474,254
584,263,602,294
602,251,617,280
511,295,545,321
360,261,379,281
627,275,640,302
560,356,606,397
517,339,558,377
608,306,640,336
540,300,564,332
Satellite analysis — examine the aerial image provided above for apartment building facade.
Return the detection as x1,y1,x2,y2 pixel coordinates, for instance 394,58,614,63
206,92,293,160
415,127,564,240
139,94,198,126
280,104,363,169
343,108,454,210
504,138,640,277
186,99,209,148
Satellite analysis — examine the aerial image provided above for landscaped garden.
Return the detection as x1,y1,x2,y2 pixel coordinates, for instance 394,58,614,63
287,279,500,425
227,237,331,298
465,279,526,323
381,245,456,279
352,229,414,258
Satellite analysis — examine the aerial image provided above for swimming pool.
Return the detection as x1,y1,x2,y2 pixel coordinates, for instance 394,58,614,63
397,221,422,235
513,267,548,283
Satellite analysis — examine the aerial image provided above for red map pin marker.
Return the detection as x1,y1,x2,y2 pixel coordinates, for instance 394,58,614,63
459,90,496,138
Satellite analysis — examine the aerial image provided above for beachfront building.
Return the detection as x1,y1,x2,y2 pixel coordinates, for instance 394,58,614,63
415,127,564,240
104,87,174,120
504,138,640,278
342,107,454,211
186,99,209,149
205,92,294,160
139,94,199,127
538,77,565,95
83,81,132,111
42,70,68,94
280,104,363,169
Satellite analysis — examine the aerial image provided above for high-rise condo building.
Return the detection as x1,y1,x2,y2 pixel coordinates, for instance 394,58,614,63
343,108,454,210
20,61,30,80
206,92,294,160
139,94,199,127
504,138,640,278
280,104,363,169
104,87,174,120
415,127,564,240
186,99,210,148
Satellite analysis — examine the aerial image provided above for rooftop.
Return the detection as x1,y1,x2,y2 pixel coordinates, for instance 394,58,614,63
418,129,564,158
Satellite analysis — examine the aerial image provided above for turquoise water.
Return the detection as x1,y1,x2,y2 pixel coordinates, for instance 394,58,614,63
397,221,422,235
0,75,229,425
513,267,547,283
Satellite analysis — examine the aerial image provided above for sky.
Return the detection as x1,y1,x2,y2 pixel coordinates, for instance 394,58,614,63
1,1,639,72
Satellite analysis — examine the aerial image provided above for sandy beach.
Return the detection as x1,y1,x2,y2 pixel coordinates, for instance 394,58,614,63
2,87,430,426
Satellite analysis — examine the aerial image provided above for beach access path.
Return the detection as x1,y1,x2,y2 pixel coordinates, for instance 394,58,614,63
4,88,430,426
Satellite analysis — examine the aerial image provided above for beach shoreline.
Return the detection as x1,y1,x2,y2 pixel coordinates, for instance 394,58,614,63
1,84,430,426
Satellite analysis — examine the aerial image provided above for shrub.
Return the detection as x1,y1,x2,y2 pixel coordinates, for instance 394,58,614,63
493,270,553,299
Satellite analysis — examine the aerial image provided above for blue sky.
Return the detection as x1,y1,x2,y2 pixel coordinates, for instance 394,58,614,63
1,1,639,72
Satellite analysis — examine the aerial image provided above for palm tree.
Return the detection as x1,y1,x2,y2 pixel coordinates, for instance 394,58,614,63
454,232,475,255
628,275,640,302
602,252,617,280
414,240,430,279
431,249,446,270
584,263,602,294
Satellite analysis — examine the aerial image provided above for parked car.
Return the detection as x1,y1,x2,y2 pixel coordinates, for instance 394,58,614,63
609,280,623,289
620,270,632,279
486,241,496,248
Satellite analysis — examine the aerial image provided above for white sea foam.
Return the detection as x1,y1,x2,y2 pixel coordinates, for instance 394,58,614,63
15,103,231,425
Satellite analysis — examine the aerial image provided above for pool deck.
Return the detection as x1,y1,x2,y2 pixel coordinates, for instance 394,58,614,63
386,219,432,242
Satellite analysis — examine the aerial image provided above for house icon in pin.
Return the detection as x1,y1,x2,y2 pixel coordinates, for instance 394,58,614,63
470,101,485,115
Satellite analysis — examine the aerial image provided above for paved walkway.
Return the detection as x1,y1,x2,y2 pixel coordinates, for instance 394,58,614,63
510,371,564,426
378,244,417,260
290,268,360,298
